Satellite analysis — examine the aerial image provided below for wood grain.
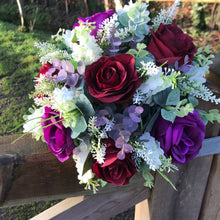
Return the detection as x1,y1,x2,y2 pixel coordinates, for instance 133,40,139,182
51,186,150,220
30,196,85,220
134,199,150,220
149,155,214,220
199,154,220,220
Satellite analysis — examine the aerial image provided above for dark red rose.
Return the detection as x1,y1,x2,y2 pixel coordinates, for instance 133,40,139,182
84,54,142,104
147,23,197,67
38,62,52,77
92,138,137,185
151,110,205,164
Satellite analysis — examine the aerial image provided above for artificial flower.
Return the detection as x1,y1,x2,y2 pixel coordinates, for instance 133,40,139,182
85,54,142,103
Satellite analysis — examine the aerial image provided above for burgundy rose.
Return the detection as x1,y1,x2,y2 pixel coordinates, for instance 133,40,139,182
73,9,115,38
151,110,205,164
41,107,76,162
147,23,197,67
92,138,137,185
38,62,52,78
84,54,142,104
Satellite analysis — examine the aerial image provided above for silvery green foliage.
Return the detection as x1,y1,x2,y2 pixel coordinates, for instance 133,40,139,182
117,1,150,42
152,0,180,30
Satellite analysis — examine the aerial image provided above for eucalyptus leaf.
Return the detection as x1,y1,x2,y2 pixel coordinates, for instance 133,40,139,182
166,88,180,106
188,95,199,107
70,115,87,139
118,12,129,27
153,87,172,108
127,49,138,56
135,54,155,68
76,94,95,120
138,50,149,58
161,109,176,123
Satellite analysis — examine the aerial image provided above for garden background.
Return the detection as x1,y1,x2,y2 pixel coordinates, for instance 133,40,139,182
0,0,219,219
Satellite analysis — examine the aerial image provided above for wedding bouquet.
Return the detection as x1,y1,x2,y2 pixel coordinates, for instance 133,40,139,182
20,0,220,192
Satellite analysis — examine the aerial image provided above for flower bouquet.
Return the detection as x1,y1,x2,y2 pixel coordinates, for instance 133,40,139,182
19,0,220,192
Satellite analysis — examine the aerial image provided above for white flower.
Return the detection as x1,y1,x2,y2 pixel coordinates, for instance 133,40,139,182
136,132,165,171
62,26,103,66
138,62,172,104
52,87,75,110
72,141,94,183
23,107,45,141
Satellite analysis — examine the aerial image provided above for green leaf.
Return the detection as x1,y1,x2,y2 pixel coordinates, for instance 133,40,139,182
118,12,129,27
70,60,78,70
71,32,78,43
144,108,161,132
188,95,199,107
100,179,108,187
70,115,87,139
166,88,180,106
82,152,93,175
153,87,172,108
142,170,154,188
127,7,139,20
76,94,95,120
127,49,138,56
138,50,149,58
137,43,146,51
161,109,176,123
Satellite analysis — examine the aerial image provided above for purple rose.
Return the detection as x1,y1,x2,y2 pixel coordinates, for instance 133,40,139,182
41,107,76,162
151,110,205,164
73,9,115,37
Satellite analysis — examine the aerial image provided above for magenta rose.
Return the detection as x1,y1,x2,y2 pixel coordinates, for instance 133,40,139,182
41,107,76,162
84,54,142,104
147,23,197,67
92,138,137,185
151,110,205,164
73,9,115,38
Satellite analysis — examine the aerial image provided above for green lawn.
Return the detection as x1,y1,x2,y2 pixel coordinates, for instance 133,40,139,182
0,21,51,135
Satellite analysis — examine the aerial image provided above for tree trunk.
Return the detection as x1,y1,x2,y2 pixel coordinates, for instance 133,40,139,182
114,0,123,11
16,0,26,30
65,0,69,15
104,0,109,11
84,0,89,17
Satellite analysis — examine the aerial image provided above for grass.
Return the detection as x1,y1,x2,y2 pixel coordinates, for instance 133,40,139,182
0,20,63,219
0,21,51,135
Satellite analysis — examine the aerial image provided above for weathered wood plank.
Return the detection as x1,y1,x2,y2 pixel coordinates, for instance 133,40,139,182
51,186,150,220
199,154,220,220
197,136,220,157
0,155,16,204
148,155,214,220
30,196,85,220
134,199,150,220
